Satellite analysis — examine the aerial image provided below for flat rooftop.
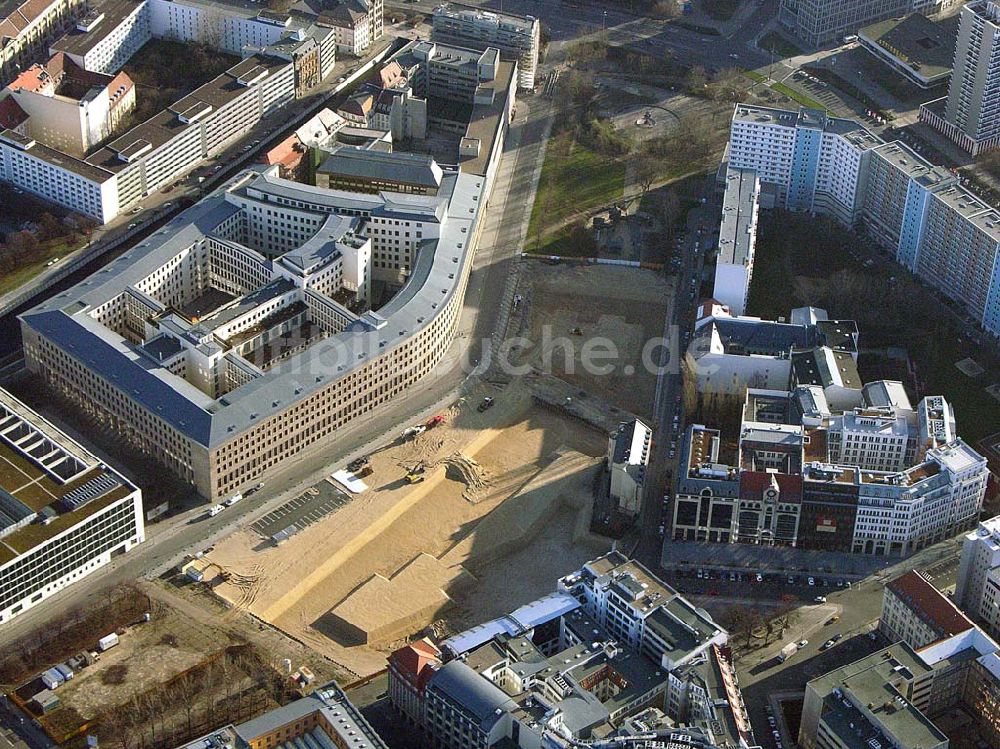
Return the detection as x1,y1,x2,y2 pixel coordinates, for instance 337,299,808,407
807,645,946,749
0,387,137,562
50,1,146,57
718,167,758,266
859,13,956,84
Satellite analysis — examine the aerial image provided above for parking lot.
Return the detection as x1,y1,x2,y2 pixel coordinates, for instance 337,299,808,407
250,479,352,538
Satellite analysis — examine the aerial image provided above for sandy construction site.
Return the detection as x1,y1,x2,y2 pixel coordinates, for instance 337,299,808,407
205,379,611,676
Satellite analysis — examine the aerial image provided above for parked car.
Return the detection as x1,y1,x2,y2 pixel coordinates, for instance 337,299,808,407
814,595,826,603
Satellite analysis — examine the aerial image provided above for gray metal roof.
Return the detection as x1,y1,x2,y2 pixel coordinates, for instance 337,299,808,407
20,164,488,451
319,147,444,189
427,660,516,730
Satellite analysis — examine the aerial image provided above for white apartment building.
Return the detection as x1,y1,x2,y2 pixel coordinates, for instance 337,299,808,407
431,2,539,90
728,105,880,225
50,1,151,74
0,386,145,625
557,553,728,672
921,1,1000,155
714,167,759,316
686,302,859,395
726,105,1000,338
608,419,651,517
957,517,1000,640
0,52,296,222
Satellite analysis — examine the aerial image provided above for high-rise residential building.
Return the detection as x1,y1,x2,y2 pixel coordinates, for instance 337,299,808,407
924,1,1000,155
0,386,145,625
725,105,1000,338
431,2,539,90
778,0,948,48
956,517,1000,640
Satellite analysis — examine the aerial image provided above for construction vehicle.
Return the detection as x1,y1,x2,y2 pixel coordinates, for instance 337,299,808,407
402,424,427,440
426,414,445,429
405,463,426,484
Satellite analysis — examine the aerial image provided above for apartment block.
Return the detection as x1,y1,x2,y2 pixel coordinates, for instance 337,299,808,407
0,386,145,625
957,517,1000,640
714,168,760,316
49,1,151,74
728,105,880,225
0,0,87,86
881,570,975,647
5,53,134,157
0,52,296,222
921,1,1000,155
726,104,1000,337
431,2,539,90
686,302,859,395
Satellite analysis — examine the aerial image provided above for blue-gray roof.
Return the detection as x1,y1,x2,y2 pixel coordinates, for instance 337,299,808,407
427,660,516,729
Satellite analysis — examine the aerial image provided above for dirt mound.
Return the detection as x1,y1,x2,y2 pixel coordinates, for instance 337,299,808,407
441,453,493,502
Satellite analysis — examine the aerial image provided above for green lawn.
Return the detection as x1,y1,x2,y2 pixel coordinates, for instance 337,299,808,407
526,131,626,252
747,211,1000,444
0,239,77,298
743,71,830,112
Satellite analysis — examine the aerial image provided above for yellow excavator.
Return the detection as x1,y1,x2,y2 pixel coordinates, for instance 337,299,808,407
405,463,426,484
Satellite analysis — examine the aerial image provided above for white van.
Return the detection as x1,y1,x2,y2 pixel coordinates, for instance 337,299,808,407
207,504,225,516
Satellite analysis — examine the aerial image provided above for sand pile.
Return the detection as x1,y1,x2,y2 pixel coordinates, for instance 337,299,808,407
441,453,493,502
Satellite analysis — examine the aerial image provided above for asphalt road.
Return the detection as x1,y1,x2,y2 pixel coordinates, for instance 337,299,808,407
0,94,553,648
635,179,716,566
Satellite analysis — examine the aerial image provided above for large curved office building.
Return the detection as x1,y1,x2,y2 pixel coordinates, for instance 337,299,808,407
19,51,515,501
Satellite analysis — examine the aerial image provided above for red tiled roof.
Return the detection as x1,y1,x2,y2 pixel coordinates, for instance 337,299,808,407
388,639,441,693
0,0,57,40
7,62,52,93
261,135,303,168
888,570,974,640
